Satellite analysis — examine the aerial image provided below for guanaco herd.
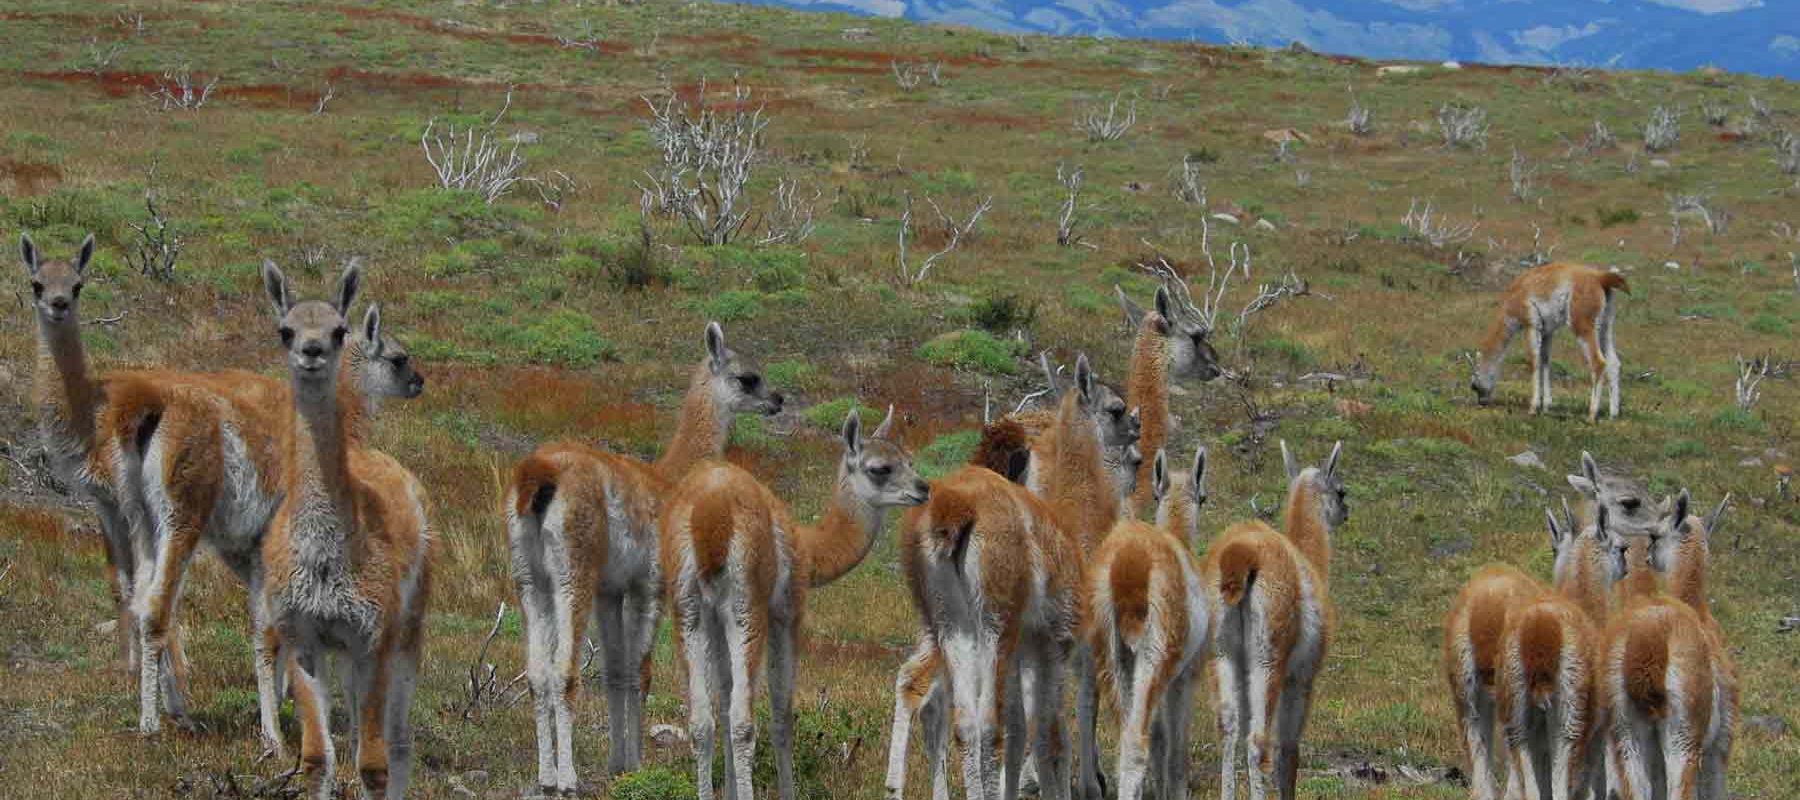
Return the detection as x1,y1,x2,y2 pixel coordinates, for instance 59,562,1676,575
21,228,1733,800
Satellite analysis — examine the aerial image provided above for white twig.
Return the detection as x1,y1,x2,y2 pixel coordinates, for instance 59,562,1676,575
898,191,992,285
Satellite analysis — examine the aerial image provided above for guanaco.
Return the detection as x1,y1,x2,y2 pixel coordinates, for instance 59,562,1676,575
1203,440,1345,800
661,406,928,800
1117,278,1225,513
506,321,782,793
1470,262,1628,421
259,262,430,800
1087,447,1211,800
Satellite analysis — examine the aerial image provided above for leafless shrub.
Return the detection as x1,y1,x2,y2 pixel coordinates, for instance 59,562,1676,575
555,20,603,51
421,89,534,204
1736,355,1769,412
640,76,768,245
312,82,337,115
1295,169,1312,189
635,28,660,58
147,67,218,111
1509,146,1538,202
1668,193,1728,240
1584,119,1617,152
116,11,148,36
1437,103,1489,149
1140,219,1320,353
845,135,870,171
1402,198,1479,248
891,60,921,92
77,40,125,76
898,191,992,285
1775,130,1799,175
759,176,822,246
1701,99,1729,127
1055,163,1089,248
460,603,528,721
1644,105,1682,152
926,60,944,87
1273,139,1295,164
1172,155,1207,207
1077,92,1137,142
529,170,579,213
1749,93,1773,121
1346,86,1373,136
127,188,182,281
1014,34,1030,53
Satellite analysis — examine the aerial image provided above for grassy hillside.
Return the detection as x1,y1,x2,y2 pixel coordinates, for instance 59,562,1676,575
1,1,1797,797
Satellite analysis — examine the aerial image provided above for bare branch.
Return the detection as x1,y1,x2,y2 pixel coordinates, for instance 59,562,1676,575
1401,198,1479,248
1076,91,1137,142
1644,105,1681,152
1735,354,1769,412
1437,103,1488,149
898,191,993,285
641,75,768,245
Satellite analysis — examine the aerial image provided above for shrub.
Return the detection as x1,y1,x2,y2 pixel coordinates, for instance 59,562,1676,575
803,397,884,431
765,360,823,391
968,292,1039,334
1595,206,1640,228
915,430,980,479
917,330,1025,374
1748,313,1791,336
491,309,616,367
690,290,764,322
612,767,696,800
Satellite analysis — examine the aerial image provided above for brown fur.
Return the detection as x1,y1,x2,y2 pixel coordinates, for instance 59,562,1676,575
1213,536,1261,606
971,417,1030,480
1516,611,1565,702
1620,609,1672,719
1124,314,1172,514
1108,538,1155,642
687,485,738,580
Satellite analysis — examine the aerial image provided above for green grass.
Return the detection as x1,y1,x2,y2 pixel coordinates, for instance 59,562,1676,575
0,2,1796,798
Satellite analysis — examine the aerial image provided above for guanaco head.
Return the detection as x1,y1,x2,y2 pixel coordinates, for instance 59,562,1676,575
1121,282,1225,382
1566,450,1659,536
1547,496,1607,589
350,304,425,400
1061,353,1138,449
20,232,94,327
1645,489,1727,577
262,260,360,388
1469,352,1498,406
704,321,784,416
1282,439,1348,528
841,405,929,508
1154,445,1208,548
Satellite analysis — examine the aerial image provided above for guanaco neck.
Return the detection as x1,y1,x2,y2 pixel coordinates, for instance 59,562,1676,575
1282,481,1332,586
1127,315,1171,512
1476,310,1517,381
1159,489,1197,551
1046,391,1117,542
795,471,886,588
33,315,98,451
284,372,370,564
654,363,729,479
1670,527,1712,624
1554,536,1613,623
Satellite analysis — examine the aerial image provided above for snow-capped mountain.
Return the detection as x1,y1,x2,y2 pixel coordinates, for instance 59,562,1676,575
732,0,1800,79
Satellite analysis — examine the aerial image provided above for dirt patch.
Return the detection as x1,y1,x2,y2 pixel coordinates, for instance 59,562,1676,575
0,157,62,196
670,32,762,46
931,107,1042,131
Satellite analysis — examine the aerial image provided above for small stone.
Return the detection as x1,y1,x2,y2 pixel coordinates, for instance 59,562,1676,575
1743,715,1788,737
1441,60,1463,70
509,131,540,145
1430,536,1473,559
1740,457,1764,468
1664,261,1682,270
1508,451,1546,470
1210,213,1241,225
650,723,689,748
1650,158,1672,168
449,786,476,799
1254,218,1278,231
95,619,119,635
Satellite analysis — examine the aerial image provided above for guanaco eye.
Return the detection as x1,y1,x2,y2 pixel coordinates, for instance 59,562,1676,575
30,281,43,297
279,326,295,345
390,354,409,369
738,375,761,392
70,284,82,298
331,327,348,345
868,464,893,478
1620,497,1641,511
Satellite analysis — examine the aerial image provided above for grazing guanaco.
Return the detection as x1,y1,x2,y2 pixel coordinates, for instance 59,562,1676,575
1087,447,1211,800
1469,262,1628,421
1203,440,1345,800
887,355,1123,800
1118,276,1226,513
108,306,423,750
1598,493,1731,800
1493,508,1612,800
506,321,782,793
661,406,928,800
259,262,430,800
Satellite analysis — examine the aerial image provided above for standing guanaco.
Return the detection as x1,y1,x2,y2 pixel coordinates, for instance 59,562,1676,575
1470,262,1628,421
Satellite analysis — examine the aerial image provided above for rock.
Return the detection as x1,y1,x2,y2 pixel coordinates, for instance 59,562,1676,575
841,27,873,41
1210,213,1241,225
1508,451,1546,470
1254,218,1278,232
1122,181,1150,193
1431,536,1473,559
1743,715,1788,737
1441,60,1463,70
1347,761,1389,783
462,770,490,785
650,723,689,749
509,131,540,145
1377,65,1424,76
1664,261,1682,270
449,786,476,799
1285,41,1313,55
1740,457,1764,468
95,619,118,635
1261,127,1312,145
1650,158,1672,168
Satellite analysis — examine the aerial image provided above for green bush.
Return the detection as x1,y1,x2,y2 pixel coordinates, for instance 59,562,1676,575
612,767,696,800
765,360,823,391
915,430,980,479
1709,408,1765,433
1748,313,1790,336
918,330,1025,375
691,290,764,322
491,309,616,367
803,397,883,431
1595,206,1640,228
969,292,1039,333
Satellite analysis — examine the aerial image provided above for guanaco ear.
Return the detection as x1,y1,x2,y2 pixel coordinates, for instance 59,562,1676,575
1560,496,1578,537
1038,350,1059,396
74,233,95,276
1667,488,1691,533
1596,503,1611,538
873,404,896,440
1702,493,1729,540
1154,285,1175,324
842,408,863,456
1323,441,1343,479
261,260,292,317
1151,448,1169,505
1118,285,1146,332
1546,507,1566,551
1075,354,1095,407
362,304,383,347
334,258,363,316
19,232,37,275
705,321,728,374
1281,439,1300,481
1192,445,1209,509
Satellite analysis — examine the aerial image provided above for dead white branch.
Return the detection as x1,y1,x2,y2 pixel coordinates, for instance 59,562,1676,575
641,76,768,245
1077,92,1137,142
1402,198,1479,248
1736,354,1769,412
898,191,992,285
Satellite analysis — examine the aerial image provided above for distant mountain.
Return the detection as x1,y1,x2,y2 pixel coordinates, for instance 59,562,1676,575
728,0,1800,79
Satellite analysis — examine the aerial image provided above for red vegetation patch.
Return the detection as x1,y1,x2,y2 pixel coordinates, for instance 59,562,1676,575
858,363,981,448
670,32,762,46
0,157,63,195
331,5,627,53
794,64,889,77
0,507,83,549
1717,130,1747,143
325,66,496,91
22,69,162,97
932,107,1042,131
